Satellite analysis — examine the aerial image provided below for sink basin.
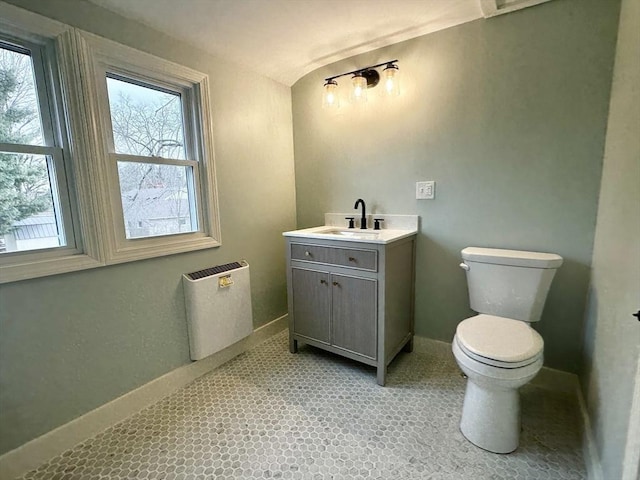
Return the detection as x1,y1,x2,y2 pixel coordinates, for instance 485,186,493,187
317,228,380,239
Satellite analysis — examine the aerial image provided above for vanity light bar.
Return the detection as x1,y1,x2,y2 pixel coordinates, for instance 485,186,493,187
322,59,400,108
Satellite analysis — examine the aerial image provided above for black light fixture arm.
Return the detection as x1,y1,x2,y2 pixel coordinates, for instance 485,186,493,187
324,59,399,83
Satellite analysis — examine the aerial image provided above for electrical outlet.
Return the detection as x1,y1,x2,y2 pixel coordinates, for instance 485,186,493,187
416,181,435,200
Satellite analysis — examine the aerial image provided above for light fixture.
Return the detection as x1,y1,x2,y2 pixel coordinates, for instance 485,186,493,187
321,59,399,108
351,72,368,103
382,63,400,96
322,79,339,109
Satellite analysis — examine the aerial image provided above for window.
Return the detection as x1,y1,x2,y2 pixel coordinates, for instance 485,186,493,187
106,73,199,239
0,38,76,255
85,32,220,263
106,75,198,240
0,4,220,282
0,8,104,283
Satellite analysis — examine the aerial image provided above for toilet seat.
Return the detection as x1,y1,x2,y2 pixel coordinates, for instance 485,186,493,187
455,314,544,369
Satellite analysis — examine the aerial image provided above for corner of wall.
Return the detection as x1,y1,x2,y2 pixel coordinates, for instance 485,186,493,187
576,382,604,480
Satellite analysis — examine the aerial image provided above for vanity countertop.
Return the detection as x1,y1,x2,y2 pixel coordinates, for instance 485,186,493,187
283,225,417,244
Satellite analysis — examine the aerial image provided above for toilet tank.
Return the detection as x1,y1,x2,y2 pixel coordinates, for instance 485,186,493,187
461,247,563,322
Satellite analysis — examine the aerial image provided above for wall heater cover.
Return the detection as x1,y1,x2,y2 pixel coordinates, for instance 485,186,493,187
182,260,253,360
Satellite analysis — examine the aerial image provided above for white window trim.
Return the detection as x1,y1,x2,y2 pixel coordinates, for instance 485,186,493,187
79,31,221,265
479,0,554,18
0,4,103,283
0,4,222,283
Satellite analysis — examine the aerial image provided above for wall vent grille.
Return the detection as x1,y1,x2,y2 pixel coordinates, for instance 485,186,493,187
186,261,243,280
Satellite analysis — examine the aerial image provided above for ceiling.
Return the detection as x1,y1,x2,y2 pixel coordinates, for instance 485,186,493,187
85,0,486,86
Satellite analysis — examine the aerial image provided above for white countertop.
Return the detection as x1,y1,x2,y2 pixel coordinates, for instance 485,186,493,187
283,225,417,244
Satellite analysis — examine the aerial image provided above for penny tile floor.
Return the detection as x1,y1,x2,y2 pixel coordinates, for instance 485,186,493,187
18,330,586,479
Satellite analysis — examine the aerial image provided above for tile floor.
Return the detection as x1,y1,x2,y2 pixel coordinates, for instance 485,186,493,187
18,331,586,480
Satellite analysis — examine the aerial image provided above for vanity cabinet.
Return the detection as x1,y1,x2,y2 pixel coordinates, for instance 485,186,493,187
285,235,416,386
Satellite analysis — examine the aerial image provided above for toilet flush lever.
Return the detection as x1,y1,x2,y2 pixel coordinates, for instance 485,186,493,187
459,263,470,271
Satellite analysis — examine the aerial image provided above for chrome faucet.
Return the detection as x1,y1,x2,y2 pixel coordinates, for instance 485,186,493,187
354,198,367,229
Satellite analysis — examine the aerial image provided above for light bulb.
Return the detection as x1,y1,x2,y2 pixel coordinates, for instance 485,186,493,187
322,80,339,109
382,64,400,96
351,73,367,103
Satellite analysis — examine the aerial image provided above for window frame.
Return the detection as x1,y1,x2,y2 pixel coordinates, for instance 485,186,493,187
82,31,221,264
102,70,203,241
0,4,102,283
0,4,221,283
0,36,78,258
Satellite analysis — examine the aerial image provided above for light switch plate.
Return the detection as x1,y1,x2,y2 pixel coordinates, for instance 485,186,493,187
416,181,435,200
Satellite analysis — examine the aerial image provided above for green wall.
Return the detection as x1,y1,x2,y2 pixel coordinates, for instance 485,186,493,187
580,0,640,477
0,0,296,454
0,0,625,459
291,0,620,373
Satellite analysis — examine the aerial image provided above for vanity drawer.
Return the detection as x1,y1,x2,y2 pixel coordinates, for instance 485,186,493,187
291,244,377,271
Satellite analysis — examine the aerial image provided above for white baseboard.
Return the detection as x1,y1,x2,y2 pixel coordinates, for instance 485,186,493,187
413,335,452,355
415,335,580,394
530,365,579,395
577,384,603,480
0,315,288,480
414,335,603,478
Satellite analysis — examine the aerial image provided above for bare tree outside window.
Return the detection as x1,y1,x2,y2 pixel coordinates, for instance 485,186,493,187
1,18,220,282
106,76,196,239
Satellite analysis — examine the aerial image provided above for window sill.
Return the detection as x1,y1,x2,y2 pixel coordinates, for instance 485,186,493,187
0,235,222,283
105,235,222,265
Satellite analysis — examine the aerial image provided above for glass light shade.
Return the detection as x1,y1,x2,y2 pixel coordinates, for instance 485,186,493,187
322,80,339,109
382,64,400,96
350,74,367,103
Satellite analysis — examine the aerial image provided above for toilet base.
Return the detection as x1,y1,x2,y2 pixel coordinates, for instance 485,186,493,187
460,380,520,454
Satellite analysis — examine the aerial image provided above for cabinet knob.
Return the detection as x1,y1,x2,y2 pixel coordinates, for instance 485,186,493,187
332,281,340,287
320,279,327,285
348,256,356,262
305,251,311,257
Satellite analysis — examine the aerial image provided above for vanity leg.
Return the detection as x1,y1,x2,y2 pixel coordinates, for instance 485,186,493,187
377,365,387,386
289,336,298,354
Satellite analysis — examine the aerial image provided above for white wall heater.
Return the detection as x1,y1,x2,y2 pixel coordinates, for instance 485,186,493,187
182,260,253,360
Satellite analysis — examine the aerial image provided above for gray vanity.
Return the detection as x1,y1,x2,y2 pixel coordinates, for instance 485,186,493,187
283,215,418,385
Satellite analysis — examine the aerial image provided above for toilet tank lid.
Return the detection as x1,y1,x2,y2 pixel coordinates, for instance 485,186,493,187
462,247,563,269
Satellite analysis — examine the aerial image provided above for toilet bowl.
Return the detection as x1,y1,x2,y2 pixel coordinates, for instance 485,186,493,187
452,314,544,453
453,247,562,454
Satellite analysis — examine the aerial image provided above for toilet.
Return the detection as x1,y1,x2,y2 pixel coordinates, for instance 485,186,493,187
452,246,563,454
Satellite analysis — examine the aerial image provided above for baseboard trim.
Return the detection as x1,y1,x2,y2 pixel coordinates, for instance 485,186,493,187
0,314,288,480
415,335,602,477
414,335,581,394
577,384,603,480
413,335,452,356
530,365,579,395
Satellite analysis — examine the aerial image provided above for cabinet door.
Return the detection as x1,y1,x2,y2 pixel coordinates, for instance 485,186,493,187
331,274,377,359
291,268,331,343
